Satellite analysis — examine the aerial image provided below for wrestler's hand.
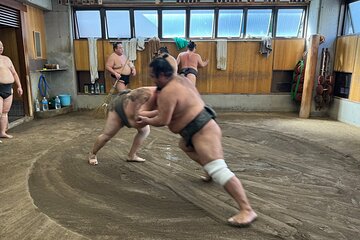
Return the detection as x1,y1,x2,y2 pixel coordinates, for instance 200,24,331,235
17,87,23,96
114,72,121,80
136,116,148,124
131,68,136,76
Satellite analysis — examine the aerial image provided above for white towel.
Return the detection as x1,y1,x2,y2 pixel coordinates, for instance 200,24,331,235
128,38,137,61
216,39,227,70
88,38,98,84
137,37,145,51
122,40,137,61
260,36,272,57
122,40,130,57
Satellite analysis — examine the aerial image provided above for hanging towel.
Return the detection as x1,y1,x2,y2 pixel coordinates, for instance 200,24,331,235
259,36,272,58
148,37,160,61
88,38,98,84
137,37,145,51
122,40,130,58
173,37,188,50
128,38,137,61
216,39,227,70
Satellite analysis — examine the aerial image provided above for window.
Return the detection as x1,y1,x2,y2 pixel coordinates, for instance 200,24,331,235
344,1,360,35
246,9,272,38
134,10,158,38
276,9,304,37
217,9,243,38
75,10,101,38
162,10,186,38
334,72,352,98
33,31,42,58
73,6,306,40
190,9,214,38
106,10,131,39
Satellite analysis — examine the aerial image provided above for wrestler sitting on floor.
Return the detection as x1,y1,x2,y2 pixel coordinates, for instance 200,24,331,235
89,87,157,165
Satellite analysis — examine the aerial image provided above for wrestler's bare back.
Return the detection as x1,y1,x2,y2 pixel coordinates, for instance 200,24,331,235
177,52,201,71
125,87,158,128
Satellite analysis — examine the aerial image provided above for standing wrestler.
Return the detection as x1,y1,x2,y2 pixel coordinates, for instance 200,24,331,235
89,87,158,165
137,58,257,227
176,41,208,85
0,41,23,142
106,42,136,92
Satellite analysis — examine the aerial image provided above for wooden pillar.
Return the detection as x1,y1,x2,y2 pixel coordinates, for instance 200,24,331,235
299,34,321,118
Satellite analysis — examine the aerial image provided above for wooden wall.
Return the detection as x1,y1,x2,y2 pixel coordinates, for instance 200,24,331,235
74,38,305,94
273,39,305,70
23,5,47,59
349,37,360,102
334,35,360,102
334,36,357,73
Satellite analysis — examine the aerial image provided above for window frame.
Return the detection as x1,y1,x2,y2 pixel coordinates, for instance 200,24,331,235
73,5,308,40
342,0,360,35
189,8,216,39
274,6,307,38
73,8,103,39
104,9,132,39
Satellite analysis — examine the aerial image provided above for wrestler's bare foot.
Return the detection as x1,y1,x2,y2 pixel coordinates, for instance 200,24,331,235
227,210,257,227
88,153,98,165
0,133,13,139
127,155,146,162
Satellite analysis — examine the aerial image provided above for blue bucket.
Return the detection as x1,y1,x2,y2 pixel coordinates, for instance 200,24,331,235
58,94,71,107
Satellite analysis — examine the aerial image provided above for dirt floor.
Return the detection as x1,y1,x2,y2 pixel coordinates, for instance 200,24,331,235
1,111,360,240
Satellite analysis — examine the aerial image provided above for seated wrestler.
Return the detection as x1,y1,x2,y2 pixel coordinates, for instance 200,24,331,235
88,87,158,165
176,41,208,85
106,42,136,92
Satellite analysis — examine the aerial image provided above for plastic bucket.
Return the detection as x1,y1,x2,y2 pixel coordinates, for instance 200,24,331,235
58,94,71,107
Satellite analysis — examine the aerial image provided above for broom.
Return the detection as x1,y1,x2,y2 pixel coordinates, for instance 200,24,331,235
93,58,129,119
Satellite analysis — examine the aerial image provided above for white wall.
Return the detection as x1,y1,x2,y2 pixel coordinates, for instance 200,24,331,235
43,0,78,107
329,98,360,127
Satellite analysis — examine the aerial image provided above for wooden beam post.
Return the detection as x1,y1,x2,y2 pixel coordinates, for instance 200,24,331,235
299,34,321,119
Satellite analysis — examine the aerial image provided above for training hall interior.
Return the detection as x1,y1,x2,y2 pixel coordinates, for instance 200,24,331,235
1,0,360,239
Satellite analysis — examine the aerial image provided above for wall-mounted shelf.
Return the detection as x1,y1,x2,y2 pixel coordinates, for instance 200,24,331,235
37,68,67,73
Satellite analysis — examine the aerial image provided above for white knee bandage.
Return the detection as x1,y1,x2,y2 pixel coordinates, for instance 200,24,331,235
203,159,235,186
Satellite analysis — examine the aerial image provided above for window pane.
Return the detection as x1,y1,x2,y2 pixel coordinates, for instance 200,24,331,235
76,10,101,38
349,1,360,34
134,10,158,38
276,9,304,37
162,10,186,38
190,10,214,38
218,9,243,37
246,9,272,38
106,10,131,38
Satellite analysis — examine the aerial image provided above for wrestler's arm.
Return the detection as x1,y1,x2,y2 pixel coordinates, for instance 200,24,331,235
197,54,209,68
139,109,158,118
137,91,175,126
128,61,136,76
8,58,23,96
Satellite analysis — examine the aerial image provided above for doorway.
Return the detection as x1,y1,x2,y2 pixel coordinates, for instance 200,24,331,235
0,25,28,122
